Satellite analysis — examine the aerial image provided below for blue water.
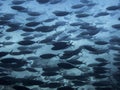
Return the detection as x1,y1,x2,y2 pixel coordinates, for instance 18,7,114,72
0,0,120,90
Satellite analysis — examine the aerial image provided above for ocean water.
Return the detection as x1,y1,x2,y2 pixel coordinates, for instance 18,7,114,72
0,0,120,90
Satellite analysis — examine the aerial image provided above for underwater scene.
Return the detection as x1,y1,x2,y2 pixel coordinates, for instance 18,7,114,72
0,0,120,90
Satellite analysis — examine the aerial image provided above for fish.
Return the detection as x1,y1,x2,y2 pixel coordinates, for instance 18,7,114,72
19,50,34,55
71,4,84,9
25,21,40,27
27,56,39,60
0,20,9,25
26,67,38,72
40,53,58,59
6,27,19,32
94,12,109,17
95,87,114,90
12,0,26,5
0,58,27,65
57,86,75,90
83,45,97,51
7,21,21,28
117,67,120,70
92,81,111,87
17,46,29,51
20,32,32,36
0,62,26,69
93,69,108,74
35,25,55,32
109,37,120,45
0,13,15,20
110,37,120,42
0,33,4,39
12,68,26,72
88,62,108,67
93,66,109,71
113,57,120,61
50,0,62,4
57,62,78,69
11,6,27,12
1,41,15,46
109,46,120,51
18,40,35,45
60,46,82,59
87,3,96,7
5,36,12,40
118,17,120,21
43,17,56,22
83,45,108,54
94,40,108,45
42,66,60,72
0,72,9,76
13,85,30,90
45,82,62,88
113,62,120,66
41,71,59,76
76,13,90,18
87,29,100,36
114,53,120,57
80,0,90,4
95,58,108,63
92,74,108,79
53,11,70,16
40,36,54,44
0,58,19,64
72,80,88,86
22,27,35,32
0,2,3,6
67,59,84,65
112,24,120,30
21,79,44,86
113,73,120,82
63,75,88,80
0,76,17,85
106,5,120,11
0,52,8,58
36,0,50,4
10,51,23,56
80,24,97,30
70,22,84,26
51,41,72,50
27,11,41,16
